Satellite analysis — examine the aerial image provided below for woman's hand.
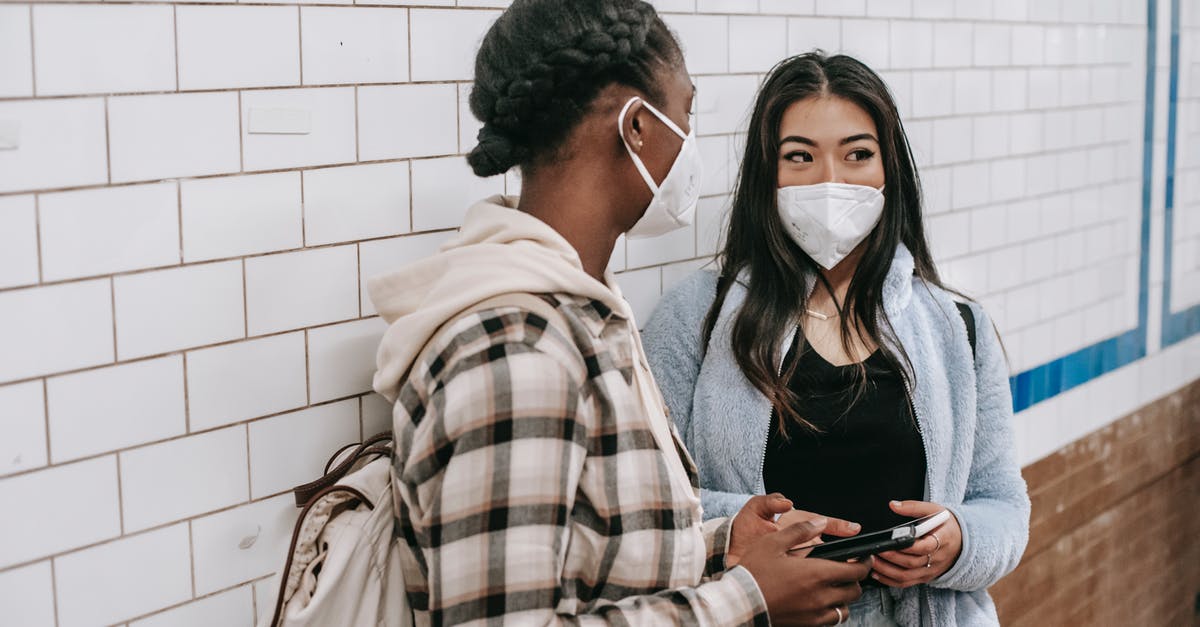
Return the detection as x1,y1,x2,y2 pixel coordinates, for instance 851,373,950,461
872,500,963,588
727,494,862,566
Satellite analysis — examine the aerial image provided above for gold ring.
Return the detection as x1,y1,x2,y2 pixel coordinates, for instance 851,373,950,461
834,606,844,625
931,532,942,553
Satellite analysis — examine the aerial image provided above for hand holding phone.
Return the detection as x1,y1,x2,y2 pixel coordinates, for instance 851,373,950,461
799,510,951,562
872,501,962,588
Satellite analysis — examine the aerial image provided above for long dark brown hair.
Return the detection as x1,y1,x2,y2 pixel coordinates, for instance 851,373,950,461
702,52,952,434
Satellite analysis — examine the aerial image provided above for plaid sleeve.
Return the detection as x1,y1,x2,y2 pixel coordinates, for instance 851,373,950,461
402,312,768,626
702,516,735,576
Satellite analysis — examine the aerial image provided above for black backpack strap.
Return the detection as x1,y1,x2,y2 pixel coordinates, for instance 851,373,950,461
955,301,977,361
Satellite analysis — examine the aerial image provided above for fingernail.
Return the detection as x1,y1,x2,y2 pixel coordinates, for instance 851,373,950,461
848,523,861,532
890,500,902,508
872,573,880,580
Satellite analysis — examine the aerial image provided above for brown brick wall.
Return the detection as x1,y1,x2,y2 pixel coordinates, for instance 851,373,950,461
991,380,1200,626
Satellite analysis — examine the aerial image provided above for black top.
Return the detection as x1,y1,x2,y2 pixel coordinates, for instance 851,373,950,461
762,335,927,534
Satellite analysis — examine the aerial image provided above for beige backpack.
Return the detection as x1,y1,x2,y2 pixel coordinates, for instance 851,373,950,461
261,294,570,627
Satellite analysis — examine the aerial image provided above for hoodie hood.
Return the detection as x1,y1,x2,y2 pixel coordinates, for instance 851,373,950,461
367,195,631,402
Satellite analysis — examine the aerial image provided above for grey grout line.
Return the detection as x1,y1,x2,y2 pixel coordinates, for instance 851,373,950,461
182,353,192,434
297,5,304,86
49,557,60,627
244,423,254,508
303,329,311,406
172,5,180,92
33,194,44,284
237,91,245,173
241,259,249,338
27,4,36,97
103,97,112,185
109,278,119,363
115,453,125,535
41,378,51,469
187,521,197,599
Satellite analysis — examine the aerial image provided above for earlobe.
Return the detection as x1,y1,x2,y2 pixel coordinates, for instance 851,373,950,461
620,98,646,154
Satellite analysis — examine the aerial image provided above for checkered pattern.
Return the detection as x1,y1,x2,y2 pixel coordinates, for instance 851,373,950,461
390,294,768,626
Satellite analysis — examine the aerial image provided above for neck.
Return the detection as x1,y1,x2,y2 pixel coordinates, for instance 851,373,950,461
815,244,865,307
516,164,626,283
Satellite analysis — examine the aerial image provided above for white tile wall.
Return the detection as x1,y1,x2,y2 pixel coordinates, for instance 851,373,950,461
39,183,181,281
47,356,186,463
120,426,249,531
0,195,39,289
109,92,242,183
0,456,120,568
181,173,304,262
0,381,46,476
303,162,410,245
301,7,409,85
113,262,245,360
32,5,176,96
246,399,358,498
0,561,55,627
241,88,357,171
0,280,114,383
357,84,460,161
244,245,359,335
0,98,108,194
177,6,301,91
131,585,255,627
0,6,33,98
2,3,1195,625
186,332,308,432
54,524,192,627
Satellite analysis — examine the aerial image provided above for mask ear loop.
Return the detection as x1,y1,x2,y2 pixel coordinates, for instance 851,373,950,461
618,97,661,195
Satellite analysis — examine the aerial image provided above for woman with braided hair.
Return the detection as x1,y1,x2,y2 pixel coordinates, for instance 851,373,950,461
369,1,872,625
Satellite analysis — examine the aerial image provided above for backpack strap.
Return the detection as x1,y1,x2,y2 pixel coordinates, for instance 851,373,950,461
955,301,977,361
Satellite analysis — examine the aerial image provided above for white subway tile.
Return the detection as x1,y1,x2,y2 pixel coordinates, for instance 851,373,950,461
696,74,759,135
880,70,912,117
865,0,912,18
0,98,108,194
301,7,408,85
1058,68,1091,108
361,393,393,439
626,222,697,269
911,0,954,18
47,356,185,463
241,87,357,171
951,162,990,209
972,115,1009,160
458,83,483,154
729,16,786,73
992,69,1027,113
1027,69,1060,109
113,261,245,360
889,21,933,69
788,17,841,55
132,585,255,627
177,6,300,91
651,0,697,12
695,196,730,259
0,456,119,568
953,69,992,115
815,0,865,16
39,183,180,281
191,494,297,596
409,9,500,82
109,92,242,183
410,156,506,232
32,5,175,96
303,162,410,246
927,211,970,259
121,426,249,532
971,24,1011,67
921,165,954,215
840,19,890,69
245,246,358,336
989,158,1027,202
903,119,933,167
910,71,953,118
308,317,387,403
1010,25,1045,66
663,15,728,75
55,524,191,627
0,195,38,289
247,399,359,498
360,231,457,315
932,22,971,68
357,83,459,161
614,267,661,327
0,280,113,383
181,172,303,262
760,0,814,13
0,381,46,476
992,0,1028,20
0,6,33,97
987,246,1024,291
0,561,55,627
969,205,1008,252
931,117,972,165
697,0,750,11
186,333,307,431
953,0,992,20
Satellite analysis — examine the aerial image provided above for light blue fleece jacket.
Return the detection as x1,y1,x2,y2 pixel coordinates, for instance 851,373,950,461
643,245,1030,627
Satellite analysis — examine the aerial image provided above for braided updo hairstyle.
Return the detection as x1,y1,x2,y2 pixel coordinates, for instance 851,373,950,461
467,0,683,177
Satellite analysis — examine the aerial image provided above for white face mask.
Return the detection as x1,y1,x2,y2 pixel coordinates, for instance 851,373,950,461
777,182,885,270
618,97,704,239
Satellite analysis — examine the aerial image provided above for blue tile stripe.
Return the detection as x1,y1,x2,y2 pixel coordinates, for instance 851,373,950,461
1161,0,1199,348
1008,0,1159,412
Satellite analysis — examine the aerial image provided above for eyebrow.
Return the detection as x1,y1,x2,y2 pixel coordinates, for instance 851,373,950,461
779,133,880,147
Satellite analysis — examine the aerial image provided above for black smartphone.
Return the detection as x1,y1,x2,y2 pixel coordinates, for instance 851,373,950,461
800,526,917,561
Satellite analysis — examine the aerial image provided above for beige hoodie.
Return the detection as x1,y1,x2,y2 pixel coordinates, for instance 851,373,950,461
367,195,634,403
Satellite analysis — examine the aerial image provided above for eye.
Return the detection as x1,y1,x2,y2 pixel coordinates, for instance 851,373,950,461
846,148,875,162
783,150,813,163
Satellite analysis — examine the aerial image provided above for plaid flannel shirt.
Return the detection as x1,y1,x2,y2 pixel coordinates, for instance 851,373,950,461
390,293,769,626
